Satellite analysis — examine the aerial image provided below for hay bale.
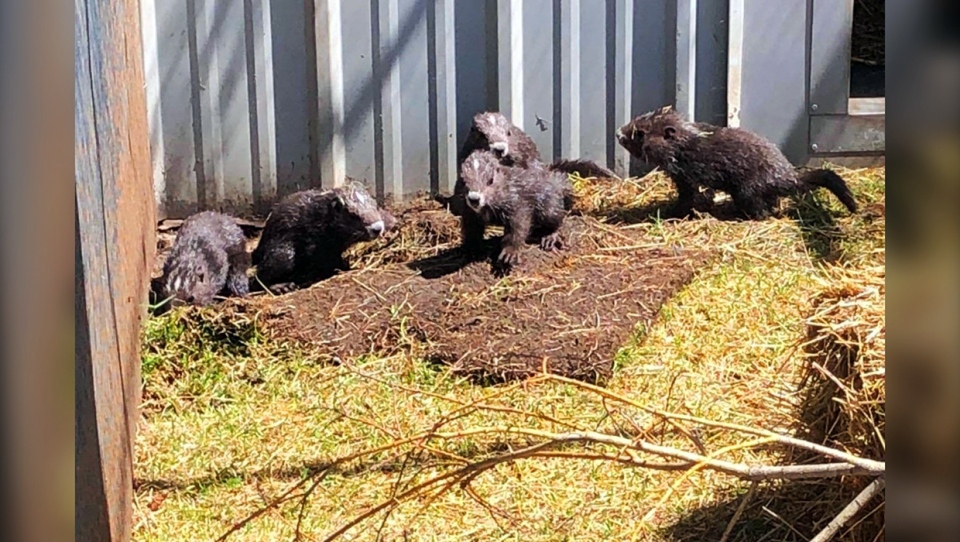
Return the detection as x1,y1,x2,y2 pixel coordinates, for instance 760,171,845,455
799,263,885,461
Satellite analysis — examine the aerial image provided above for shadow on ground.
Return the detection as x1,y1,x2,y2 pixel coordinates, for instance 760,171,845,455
662,476,884,542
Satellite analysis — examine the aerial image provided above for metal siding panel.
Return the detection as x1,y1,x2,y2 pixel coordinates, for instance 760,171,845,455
143,0,772,212
497,0,523,127
397,0,432,197
558,0,581,160
675,0,697,119
140,0,167,217
810,114,884,154
216,0,255,209
249,0,277,210
611,0,634,174
377,0,404,199
577,1,606,163
453,0,496,155
316,0,347,189
151,0,198,216
739,0,808,163
270,1,315,195
431,0,459,194
521,0,555,159
809,0,853,115
630,0,673,174
695,0,728,126
339,0,377,186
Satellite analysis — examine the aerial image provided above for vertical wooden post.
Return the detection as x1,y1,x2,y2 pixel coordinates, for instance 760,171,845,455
75,0,155,539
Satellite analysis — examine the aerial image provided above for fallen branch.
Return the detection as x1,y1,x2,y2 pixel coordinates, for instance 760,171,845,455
810,477,885,542
215,376,885,542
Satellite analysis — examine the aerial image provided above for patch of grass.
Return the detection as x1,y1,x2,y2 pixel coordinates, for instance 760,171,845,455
134,167,885,541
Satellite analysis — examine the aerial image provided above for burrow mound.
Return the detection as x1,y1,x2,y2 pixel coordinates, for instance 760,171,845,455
233,207,713,385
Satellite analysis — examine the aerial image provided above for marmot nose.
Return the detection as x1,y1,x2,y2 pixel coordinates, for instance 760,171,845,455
466,193,481,205
366,220,385,236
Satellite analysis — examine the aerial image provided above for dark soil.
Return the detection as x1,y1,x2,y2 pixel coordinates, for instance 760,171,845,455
233,210,712,385
151,198,713,385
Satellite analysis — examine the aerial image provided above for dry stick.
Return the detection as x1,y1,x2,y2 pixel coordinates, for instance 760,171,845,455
719,481,759,542
641,436,777,524
809,477,886,542
541,374,886,473
430,428,883,480
529,451,690,470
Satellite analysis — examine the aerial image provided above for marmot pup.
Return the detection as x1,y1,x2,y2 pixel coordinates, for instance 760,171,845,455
252,181,396,293
616,106,858,219
156,211,251,308
460,149,572,267
462,111,616,179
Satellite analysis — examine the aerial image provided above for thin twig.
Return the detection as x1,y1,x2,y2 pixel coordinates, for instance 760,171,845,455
720,481,759,542
810,477,885,542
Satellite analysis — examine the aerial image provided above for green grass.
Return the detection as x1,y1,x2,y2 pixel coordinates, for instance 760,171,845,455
134,167,885,541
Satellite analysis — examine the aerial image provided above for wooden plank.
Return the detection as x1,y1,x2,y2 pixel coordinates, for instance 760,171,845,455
76,0,155,539
848,97,885,116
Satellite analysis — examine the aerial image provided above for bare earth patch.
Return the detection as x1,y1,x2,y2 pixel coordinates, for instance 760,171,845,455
241,210,712,384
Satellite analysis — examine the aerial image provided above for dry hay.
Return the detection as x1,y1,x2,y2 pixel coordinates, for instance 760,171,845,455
246,210,712,385
782,262,885,541
799,262,885,460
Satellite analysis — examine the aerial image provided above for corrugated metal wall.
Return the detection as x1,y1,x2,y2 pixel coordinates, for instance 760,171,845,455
142,0,731,219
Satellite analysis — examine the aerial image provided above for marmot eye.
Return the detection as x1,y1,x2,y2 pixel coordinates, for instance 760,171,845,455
486,177,494,186
636,130,646,139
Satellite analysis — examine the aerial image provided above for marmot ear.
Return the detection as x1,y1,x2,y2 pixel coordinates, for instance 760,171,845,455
333,194,345,210
664,126,677,140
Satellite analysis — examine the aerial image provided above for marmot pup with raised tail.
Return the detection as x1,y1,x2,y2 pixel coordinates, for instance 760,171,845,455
462,111,616,179
155,211,251,308
459,149,572,267
252,181,396,293
616,106,858,219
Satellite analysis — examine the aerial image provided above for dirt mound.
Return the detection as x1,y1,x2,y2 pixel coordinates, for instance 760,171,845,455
243,213,712,385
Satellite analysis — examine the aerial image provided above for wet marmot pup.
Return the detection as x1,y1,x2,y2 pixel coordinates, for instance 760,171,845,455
459,149,573,266
461,111,616,179
252,181,396,293
616,106,858,219
155,211,251,308
442,111,613,217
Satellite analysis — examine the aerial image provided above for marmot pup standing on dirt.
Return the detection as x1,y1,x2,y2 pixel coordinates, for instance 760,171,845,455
252,181,396,293
461,111,616,179
616,106,858,219
155,211,251,308
459,149,573,267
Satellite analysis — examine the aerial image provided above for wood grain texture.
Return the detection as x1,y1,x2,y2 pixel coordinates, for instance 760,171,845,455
75,0,155,539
